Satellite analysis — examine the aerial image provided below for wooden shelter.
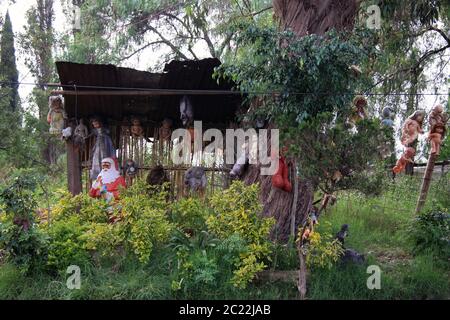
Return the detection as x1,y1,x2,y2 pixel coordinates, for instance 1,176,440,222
55,58,242,197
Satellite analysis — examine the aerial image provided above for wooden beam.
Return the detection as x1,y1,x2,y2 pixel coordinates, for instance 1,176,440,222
51,89,244,96
415,153,438,214
67,140,82,195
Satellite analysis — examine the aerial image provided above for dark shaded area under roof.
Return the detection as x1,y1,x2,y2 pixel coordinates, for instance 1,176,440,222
55,58,242,130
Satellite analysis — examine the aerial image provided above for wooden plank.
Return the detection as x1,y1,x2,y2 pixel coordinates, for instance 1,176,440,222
67,140,82,195
415,153,438,214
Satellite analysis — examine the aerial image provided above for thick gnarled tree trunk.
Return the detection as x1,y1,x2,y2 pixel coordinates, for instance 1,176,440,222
273,0,358,37
241,0,359,244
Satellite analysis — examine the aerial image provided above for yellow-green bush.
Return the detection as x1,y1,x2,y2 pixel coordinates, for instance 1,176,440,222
170,197,210,232
298,221,344,269
46,215,90,272
45,180,173,266
207,181,274,288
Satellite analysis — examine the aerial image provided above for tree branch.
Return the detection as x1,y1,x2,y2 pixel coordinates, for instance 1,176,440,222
429,26,450,46
145,25,190,60
118,41,166,62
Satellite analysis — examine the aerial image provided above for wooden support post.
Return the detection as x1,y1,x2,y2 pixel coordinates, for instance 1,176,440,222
67,140,82,195
415,153,437,214
290,162,298,238
297,244,307,300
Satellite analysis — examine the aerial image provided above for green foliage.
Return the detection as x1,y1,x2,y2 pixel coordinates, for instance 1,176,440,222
0,171,47,273
46,215,90,273
217,25,388,195
408,208,450,259
0,222,48,274
49,179,173,265
119,181,173,263
169,197,210,232
299,222,344,270
207,181,274,288
51,191,111,224
0,11,19,113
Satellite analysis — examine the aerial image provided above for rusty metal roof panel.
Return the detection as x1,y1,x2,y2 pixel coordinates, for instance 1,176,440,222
55,59,241,128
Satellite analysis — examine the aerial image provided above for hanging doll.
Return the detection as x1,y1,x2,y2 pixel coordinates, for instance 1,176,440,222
73,118,89,147
392,147,415,174
230,142,249,179
381,106,395,128
90,117,116,180
427,104,447,155
47,96,67,135
180,95,194,127
400,110,426,147
184,166,207,195
427,106,447,156
428,124,446,155
159,118,173,141
271,152,292,192
349,95,367,125
130,116,144,137
428,104,447,133
123,159,138,186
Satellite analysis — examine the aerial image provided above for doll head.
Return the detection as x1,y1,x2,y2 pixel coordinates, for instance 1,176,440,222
433,123,446,135
382,106,394,119
431,104,444,116
91,117,103,129
49,96,63,111
404,147,416,159
162,118,173,129
408,110,426,126
131,117,141,126
353,95,367,108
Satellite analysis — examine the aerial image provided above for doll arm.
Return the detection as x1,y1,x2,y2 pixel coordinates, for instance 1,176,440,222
47,110,52,124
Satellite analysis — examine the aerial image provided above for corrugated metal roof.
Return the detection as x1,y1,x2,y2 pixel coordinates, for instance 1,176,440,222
55,59,241,131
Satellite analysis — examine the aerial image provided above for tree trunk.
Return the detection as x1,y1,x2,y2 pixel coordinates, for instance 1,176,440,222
242,160,313,243
273,0,358,37
241,0,358,243
405,69,420,175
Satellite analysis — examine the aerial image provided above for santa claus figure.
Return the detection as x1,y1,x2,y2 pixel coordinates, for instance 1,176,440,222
89,157,126,201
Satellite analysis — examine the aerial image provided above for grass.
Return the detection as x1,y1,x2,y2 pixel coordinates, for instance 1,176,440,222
307,175,450,300
0,175,448,300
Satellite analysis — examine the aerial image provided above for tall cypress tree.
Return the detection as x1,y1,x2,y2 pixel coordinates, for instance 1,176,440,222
0,11,19,113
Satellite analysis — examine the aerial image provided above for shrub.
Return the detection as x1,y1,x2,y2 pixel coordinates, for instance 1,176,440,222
170,197,210,233
119,187,173,263
46,215,90,273
47,179,173,265
0,221,48,274
0,171,48,273
207,181,275,288
50,191,110,224
408,208,450,259
299,221,344,270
